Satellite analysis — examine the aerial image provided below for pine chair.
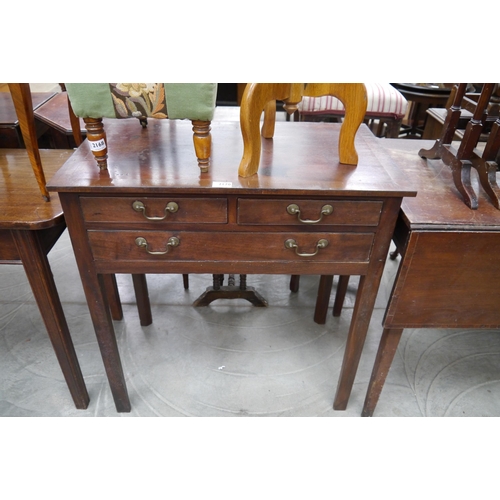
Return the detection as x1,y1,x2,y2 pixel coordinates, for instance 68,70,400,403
238,83,368,177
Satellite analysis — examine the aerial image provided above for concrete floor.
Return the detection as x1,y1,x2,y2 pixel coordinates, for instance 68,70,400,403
2,227,500,417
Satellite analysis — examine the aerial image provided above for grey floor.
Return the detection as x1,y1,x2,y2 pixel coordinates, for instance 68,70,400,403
2,228,500,417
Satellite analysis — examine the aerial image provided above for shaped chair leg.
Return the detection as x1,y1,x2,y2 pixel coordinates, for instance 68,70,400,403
192,120,211,172
84,117,108,170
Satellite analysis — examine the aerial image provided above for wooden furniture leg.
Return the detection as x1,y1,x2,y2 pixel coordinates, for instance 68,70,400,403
12,229,89,409
84,117,108,170
192,120,211,172
471,115,500,209
361,327,404,417
314,275,333,324
334,275,375,409
290,274,349,322
193,274,268,307
8,83,50,201
333,275,350,317
261,99,276,138
239,83,294,177
132,274,153,326
307,83,367,165
419,83,498,209
59,195,130,412
289,275,300,293
102,274,123,321
59,83,83,147
239,83,367,177
67,99,83,146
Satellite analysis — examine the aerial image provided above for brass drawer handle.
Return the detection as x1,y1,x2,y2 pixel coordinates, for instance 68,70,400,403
286,203,333,224
284,238,329,257
135,236,180,255
132,200,179,220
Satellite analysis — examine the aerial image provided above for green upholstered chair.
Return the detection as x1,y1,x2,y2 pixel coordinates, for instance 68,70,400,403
65,83,217,172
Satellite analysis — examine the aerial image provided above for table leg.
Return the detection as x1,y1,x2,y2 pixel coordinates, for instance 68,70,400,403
361,327,404,417
314,275,333,325
289,275,300,293
102,274,123,321
12,229,89,409
59,195,130,412
132,274,152,326
333,275,380,410
86,273,130,412
333,275,350,317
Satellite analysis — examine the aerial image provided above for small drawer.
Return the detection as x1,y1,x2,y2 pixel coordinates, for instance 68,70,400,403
88,230,375,263
81,196,227,224
237,199,383,226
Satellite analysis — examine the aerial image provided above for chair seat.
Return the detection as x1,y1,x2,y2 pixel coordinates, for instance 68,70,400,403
298,83,407,119
65,83,217,121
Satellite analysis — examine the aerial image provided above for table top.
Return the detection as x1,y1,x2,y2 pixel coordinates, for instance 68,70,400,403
0,92,56,126
48,120,416,199
34,91,85,134
0,149,74,229
381,139,500,230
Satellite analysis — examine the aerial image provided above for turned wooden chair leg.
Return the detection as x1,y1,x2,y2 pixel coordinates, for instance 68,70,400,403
192,120,211,172
84,117,108,170
8,83,50,201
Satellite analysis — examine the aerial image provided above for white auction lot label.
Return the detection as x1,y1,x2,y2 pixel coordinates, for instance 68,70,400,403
89,139,106,151
212,181,232,188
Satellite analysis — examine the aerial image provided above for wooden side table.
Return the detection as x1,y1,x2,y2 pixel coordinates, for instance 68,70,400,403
361,139,500,416
0,149,89,409
48,119,415,413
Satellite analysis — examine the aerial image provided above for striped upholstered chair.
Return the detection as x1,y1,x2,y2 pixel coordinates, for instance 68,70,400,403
297,83,407,138
65,83,217,172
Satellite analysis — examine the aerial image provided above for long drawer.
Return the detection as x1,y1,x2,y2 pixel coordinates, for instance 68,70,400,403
237,199,383,226
80,196,228,224
88,230,375,263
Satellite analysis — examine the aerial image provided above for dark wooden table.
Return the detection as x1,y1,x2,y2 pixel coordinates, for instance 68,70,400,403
0,148,89,409
34,91,86,149
362,139,500,416
0,92,55,148
48,120,416,413
391,83,452,138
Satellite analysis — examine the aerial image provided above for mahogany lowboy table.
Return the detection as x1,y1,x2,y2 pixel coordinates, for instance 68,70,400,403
363,139,500,416
48,120,415,413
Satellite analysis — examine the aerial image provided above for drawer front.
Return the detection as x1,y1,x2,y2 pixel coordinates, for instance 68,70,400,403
81,197,227,224
238,199,383,226
89,230,375,263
